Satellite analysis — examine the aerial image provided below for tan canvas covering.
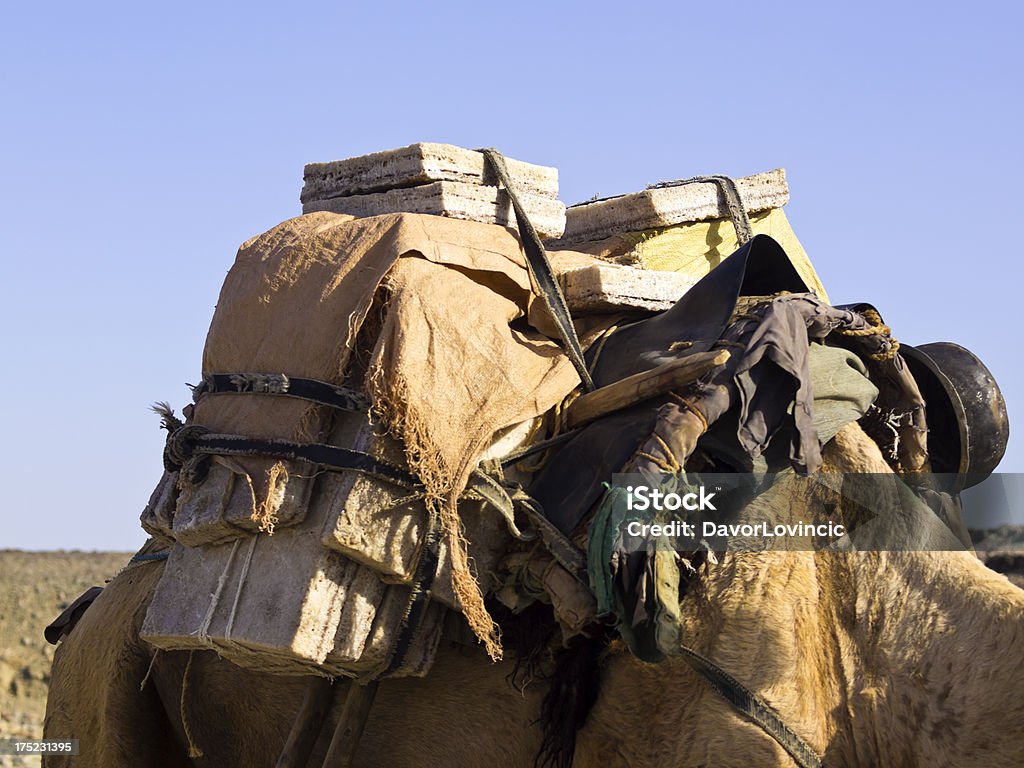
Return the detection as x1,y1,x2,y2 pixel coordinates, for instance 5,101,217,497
169,211,593,658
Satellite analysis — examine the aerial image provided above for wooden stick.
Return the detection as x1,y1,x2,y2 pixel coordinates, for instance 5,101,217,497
565,350,730,430
275,676,335,768
321,680,380,768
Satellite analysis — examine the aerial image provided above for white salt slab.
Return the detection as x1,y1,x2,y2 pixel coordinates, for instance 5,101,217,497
318,420,513,611
302,180,567,240
561,263,699,314
141,470,178,539
323,578,446,679
558,169,789,244
140,530,354,674
302,142,559,203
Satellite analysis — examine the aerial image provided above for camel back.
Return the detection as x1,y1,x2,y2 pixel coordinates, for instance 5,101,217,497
138,145,822,679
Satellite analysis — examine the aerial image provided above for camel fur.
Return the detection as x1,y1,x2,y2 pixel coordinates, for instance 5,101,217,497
43,424,1024,767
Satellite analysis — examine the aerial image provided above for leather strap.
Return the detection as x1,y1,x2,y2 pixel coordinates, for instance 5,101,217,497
382,505,443,675
679,644,823,768
193,373,369,412
163,428,417,488
647,175,754,244
481,149,595,392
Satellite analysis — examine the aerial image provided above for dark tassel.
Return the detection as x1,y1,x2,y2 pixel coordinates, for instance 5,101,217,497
150,401,183,433
536,635,604,768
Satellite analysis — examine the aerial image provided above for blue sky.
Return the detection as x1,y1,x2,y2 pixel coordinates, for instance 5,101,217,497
2,1,1020,550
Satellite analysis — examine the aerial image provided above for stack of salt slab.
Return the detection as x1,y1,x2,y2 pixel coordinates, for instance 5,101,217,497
550,169,829,305
555,169,791,245
140,458,518,678
300,143,567,239
141,401,521,679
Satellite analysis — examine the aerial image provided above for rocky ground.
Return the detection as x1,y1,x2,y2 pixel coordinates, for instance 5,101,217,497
0,551,130,768
1,534,1022,767
972,525,1024,588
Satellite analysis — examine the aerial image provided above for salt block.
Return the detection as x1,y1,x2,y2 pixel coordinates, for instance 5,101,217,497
301,143,559,203
169,456,315,547
560,263,699,314
141,470,178,539
219,459,317,535
557,169,790,244
302,181,567,240
170,461,249,547
318,419,518,610
323,581,446,679
328,566,389,666
141,503,359,673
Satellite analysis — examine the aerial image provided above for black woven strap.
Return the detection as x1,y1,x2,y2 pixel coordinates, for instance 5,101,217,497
164,427,416,488
383,504,443,676
647,175,754,244
679,644,823,768
198,434,415,487
193,373,369,412
481,149,595,392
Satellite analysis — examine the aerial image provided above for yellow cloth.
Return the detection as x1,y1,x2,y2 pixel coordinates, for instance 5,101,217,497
568,207,829,302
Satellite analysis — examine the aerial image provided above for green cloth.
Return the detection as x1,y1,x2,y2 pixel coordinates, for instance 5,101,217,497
586,342,878,660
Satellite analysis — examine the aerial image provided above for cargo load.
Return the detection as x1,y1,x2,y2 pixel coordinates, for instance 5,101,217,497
140,145,833,681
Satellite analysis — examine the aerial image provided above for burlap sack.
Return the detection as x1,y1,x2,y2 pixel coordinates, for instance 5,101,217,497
187,211,589,657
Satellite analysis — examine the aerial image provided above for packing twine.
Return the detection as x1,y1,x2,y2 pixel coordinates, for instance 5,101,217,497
224,535,259,645
179,534,258,759
192,535,259,654
195,538,241,645
139,650,160,692
180,651,203,758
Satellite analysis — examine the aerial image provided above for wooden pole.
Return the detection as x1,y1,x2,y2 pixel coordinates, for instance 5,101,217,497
321,680,380,767
565,349,730,430
275,676,335,768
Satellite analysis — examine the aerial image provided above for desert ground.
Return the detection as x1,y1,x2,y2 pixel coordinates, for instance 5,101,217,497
1,530,1021,767
0,551,130,768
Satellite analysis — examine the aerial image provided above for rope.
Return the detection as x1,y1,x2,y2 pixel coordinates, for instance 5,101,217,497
668,393,709,432
224,535,259,646
586,324,619,376
180,651,204,759
196,539,241,645
649,432,683,472
139,650,160,692
516,390,579,473
834,308,901,360
635,451,679,474
516,320,619,474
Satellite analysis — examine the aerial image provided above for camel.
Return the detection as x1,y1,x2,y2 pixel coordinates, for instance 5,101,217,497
42,422,1024,767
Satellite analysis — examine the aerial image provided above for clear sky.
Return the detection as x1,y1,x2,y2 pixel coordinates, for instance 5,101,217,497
2,1,1020,550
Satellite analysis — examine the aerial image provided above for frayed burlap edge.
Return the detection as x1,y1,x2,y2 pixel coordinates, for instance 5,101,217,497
368,365,503,661
251,461,288,535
